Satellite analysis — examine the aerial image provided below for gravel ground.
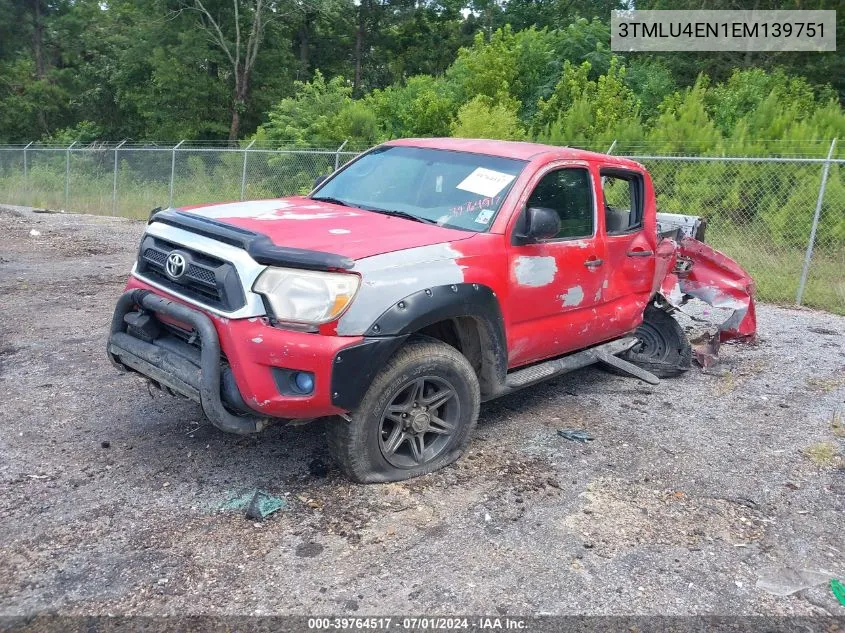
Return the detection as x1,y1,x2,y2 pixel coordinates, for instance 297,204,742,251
0,204,844,616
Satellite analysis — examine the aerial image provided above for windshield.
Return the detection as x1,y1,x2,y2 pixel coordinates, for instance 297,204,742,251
311,146,527,232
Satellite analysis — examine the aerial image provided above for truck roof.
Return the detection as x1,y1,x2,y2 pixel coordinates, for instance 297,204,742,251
385,137,642,168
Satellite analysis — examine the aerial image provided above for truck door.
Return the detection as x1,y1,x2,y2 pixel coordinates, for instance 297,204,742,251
506,163,610,368
598,166,659,336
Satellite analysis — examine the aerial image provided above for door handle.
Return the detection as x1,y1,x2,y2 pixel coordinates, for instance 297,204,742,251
626,249,654,258
584,258,604,268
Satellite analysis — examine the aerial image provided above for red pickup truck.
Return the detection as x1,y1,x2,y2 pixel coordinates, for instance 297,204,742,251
108,138,756,482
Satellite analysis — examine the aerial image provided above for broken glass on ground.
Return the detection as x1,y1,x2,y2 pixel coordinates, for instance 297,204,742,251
557,429,594,443
218,489,288,520
755,567,831,596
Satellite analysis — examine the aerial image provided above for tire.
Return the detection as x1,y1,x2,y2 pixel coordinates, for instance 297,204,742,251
327,338,480,483
618,305,692,378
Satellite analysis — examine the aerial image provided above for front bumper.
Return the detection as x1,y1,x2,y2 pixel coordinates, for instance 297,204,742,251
108,288,272,434
107,279,380,433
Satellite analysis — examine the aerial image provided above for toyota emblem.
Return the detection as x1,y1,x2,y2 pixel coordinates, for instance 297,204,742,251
165,252,187,279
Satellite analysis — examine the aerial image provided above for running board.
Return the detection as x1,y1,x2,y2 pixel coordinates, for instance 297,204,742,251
503,336,660,392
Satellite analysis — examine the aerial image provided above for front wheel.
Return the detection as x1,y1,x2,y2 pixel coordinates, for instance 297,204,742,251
327,338,480,483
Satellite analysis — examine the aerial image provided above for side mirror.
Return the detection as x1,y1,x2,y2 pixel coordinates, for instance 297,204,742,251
313,174,330,189
514,206,560,244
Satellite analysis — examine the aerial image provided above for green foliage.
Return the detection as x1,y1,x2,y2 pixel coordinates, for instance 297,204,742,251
258,71,358,147
708,68,818,136
634,0,845,104
446,27,520,105
42,121,104,145
451,95,526,140
646,76,722,155
0,0,843,302
535,60,592,131
535,57,641,146
502,0,623,32
443,22,614,125
550,18,613,78
367,75,457,138
1,0,841,149
333,101,381,146
624,59,677,121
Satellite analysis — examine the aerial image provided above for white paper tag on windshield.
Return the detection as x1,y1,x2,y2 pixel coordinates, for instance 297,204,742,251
456,168,515,198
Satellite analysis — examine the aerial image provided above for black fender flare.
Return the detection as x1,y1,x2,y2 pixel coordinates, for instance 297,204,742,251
330,283,508,409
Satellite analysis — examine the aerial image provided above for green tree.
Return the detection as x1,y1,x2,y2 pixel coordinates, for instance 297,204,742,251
446,27,519,106
367,75,458,138
451,95,526,140
185,0,281,140
534,57,640,146
646,76,722,154
503,0,622,32
256,70,381,147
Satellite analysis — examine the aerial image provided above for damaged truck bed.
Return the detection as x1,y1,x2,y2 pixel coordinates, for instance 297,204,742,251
656,212,756,342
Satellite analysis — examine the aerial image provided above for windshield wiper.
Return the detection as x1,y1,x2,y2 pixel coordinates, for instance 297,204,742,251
311,195,358,208
362,206,438,225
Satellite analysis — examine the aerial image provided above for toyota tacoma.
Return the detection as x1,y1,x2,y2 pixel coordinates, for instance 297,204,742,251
107,138,756,482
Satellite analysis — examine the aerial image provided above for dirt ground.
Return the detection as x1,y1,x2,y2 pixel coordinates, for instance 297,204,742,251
1,204,843,617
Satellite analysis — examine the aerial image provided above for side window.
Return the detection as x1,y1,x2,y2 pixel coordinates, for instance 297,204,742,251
602,170,644,235
525,168,594,239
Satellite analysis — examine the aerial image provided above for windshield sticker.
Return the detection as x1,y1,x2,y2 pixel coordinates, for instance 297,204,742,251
475,209,494,225
456,168,515,198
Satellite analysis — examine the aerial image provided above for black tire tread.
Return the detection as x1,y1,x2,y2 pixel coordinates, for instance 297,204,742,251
327,337,480,483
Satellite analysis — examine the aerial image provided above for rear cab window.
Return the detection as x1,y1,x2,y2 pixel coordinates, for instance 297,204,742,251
601,168,645,235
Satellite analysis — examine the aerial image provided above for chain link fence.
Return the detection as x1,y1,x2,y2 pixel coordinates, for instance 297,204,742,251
0,141,842,314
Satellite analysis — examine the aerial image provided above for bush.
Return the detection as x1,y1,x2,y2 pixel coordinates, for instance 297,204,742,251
451,95,526,140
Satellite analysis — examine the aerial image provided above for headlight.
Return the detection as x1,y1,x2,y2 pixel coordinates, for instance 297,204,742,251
252,267,360,325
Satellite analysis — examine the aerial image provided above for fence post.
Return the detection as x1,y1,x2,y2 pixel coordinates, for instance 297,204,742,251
169,140,185,208
23,141,32,204
796,138,837,306
64,141,76,210
240,139,255,201
111,140,126,216
334,139,348,171
606,140,617,155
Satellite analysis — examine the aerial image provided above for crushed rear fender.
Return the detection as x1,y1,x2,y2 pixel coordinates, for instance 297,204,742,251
658,237,757,342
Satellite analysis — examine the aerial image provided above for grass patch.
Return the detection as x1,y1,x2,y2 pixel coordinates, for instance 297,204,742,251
806,375,845,392
708,226,845,316
801,442,843,468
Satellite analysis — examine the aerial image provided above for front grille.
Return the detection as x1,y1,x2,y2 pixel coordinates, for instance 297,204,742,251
144,248,167,266
187,264,216,285
136,236,246,312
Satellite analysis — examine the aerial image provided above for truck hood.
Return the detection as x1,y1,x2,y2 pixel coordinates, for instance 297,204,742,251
177,197,475,261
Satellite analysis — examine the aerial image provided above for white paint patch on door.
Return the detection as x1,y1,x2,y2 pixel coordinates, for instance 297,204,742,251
514,256,557,287
560,285,585,307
